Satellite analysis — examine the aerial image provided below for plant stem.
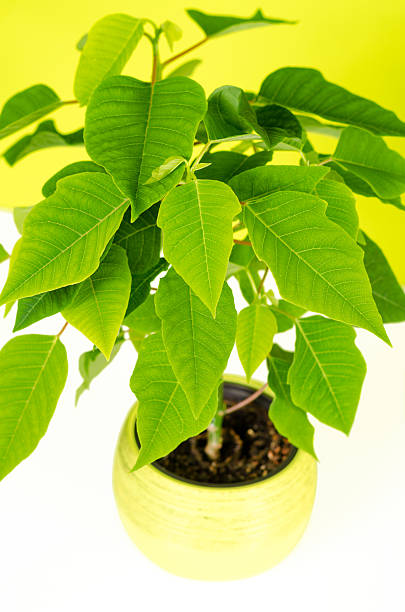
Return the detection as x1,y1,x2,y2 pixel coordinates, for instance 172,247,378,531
205,383,226,461
226,383,268,415
161,37,209,67
318,156,334,166
257,267,269,294
57,321,68,338
233,239,252,246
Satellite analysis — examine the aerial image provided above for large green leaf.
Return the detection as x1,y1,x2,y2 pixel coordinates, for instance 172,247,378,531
158,179,240,315
85,75,206,220
315,177,358,239
0,334,68,481
236,303,277,381
332,127,405,199
197,150,271,182
126,257,168,317
244,190,387,341
75,336,124,405
204,85,258,141
13,286,78,332
186,8,295,38
62,245,131,358
113,204,161,273
229,165,329,201
0,84,66,140
288,316,367,434
0,173,129,305
361,233,405,323
3,120,83,166
267,347,316,459
42,160,105,197
155,269,236,417
259,67,405,137
130,331,218,469
74,14,144,105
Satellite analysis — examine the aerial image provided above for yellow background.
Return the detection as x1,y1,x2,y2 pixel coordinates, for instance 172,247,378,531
1,0,404,277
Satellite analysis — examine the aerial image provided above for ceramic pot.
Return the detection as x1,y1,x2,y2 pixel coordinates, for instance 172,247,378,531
113,376,317,580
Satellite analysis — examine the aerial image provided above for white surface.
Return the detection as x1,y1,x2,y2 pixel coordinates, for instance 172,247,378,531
0,210,404,611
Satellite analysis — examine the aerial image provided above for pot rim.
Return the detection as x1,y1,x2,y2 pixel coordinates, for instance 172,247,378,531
130,375,301,490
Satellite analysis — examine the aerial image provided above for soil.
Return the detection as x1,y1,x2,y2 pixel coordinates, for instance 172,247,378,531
153,384,296,485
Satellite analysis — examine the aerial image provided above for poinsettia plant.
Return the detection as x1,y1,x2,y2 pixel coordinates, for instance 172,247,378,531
1,8,405,480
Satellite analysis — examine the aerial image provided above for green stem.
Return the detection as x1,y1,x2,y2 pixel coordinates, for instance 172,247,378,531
161,36,209,68
205,383,226,461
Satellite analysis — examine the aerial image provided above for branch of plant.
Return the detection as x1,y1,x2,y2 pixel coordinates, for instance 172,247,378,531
233,239,252,246
56,321,68,338
161,36,209,67
257,267,269,294
225,383,269,415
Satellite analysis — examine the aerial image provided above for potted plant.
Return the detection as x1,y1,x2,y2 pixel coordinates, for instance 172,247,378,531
1,8,405,581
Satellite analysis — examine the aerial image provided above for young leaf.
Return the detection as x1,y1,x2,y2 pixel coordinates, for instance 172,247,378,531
197,150,272,182
361,233,405,323
186,8,296,38
3,120,83,166
332,127,405,199
161,20,182,50
236,303,277,381
269,300,306,333
255,104,303,149
315,177,359,239
204,85,259,141
155,269,237,417
13,285,78,332
124,293,160,333
0,173,129,305
144,156,186,185
0,334,68,481
158,179,241,315
85,75,206,220
113,204,161,273
74,14,144,105
260,67,405,137
130,331,218,469
126,258,168,317
267,348,317,459
289,316,367,434
244,190,388,341
229,164,329,202
62,245,131,358
76,337,124,405
0,84,66,140
0,245,9,263
166,59,202,79
76,33,87,51
42,160,105,197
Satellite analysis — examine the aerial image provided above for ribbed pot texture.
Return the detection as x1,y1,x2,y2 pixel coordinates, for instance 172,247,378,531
112,376,317,580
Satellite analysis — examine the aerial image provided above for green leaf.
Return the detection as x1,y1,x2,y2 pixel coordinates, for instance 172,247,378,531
62,245,131,358
113,204,161,273
270,300,306,333
259,67,405,137
166,59,202,79
74,14,144,105
42,160,105,197
204,85,259,141
158,179,241,315
76,33,88,51
124,293,160,333
0,173,129,305
155,269,237,417
361,233,405,323
0,334,68,481
332,127,405,199
13,286,78,332
3,120,83,166
229,164,329,201
126,257,168,317
0,244,9,263
255,104,303,149
315,177,359,239
186,8,296,38
288,316,367,434
297,115,343,138
267,349,316,459
0,84,66,140
144,156,186,185
244,190,388,341
227,244,264,304
130,330,218,469
197,150,272,182
13,207,33,234
236,303,277,381
85,75,206,220
75,336,124,405
161,20,182,50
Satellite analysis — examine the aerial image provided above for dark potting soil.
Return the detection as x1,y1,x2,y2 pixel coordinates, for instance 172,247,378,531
154,389,296,485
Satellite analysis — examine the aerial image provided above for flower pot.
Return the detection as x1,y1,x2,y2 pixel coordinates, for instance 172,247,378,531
112,376,317,580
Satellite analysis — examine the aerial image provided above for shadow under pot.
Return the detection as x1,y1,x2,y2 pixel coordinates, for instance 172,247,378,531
113,375,317,581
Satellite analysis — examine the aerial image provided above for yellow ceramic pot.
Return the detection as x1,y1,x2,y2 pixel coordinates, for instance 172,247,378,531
112,376,317,581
